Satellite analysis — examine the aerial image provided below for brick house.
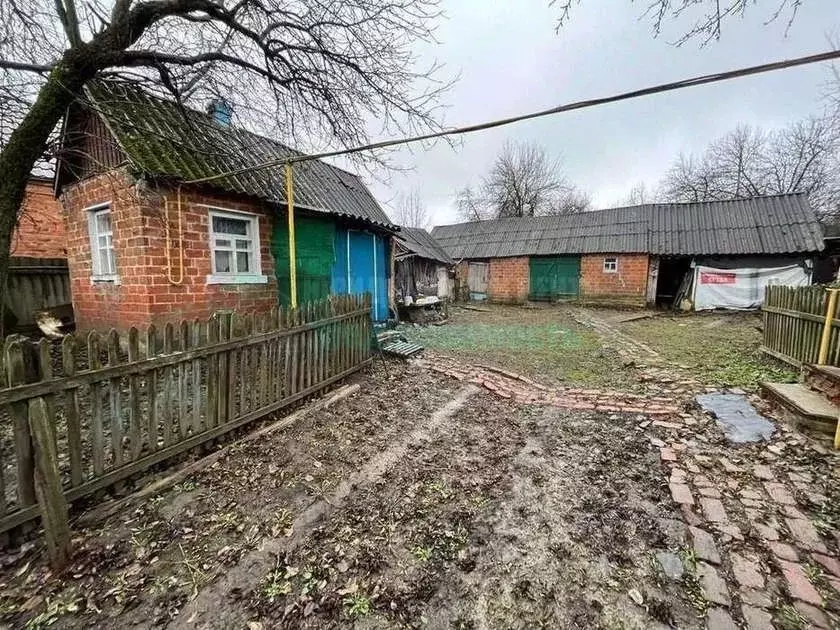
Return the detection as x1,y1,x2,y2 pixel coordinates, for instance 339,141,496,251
55,81,394,332
13,177,67,258
432,195,824,309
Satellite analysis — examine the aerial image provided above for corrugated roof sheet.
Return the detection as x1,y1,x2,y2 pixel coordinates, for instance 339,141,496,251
85,81,393,228
395,227,453,264
431,195,824,258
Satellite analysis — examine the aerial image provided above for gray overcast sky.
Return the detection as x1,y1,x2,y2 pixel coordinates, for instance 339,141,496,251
362,0,840,227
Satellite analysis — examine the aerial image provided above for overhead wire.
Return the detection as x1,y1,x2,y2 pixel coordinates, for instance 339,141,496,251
183,48,840,184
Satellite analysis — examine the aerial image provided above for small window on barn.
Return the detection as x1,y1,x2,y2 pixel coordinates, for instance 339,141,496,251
603,257,618,273
87,204,118,281
207,208,267,284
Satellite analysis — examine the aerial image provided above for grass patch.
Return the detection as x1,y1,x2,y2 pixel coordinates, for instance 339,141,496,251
620,312,797,390
404,305,636,389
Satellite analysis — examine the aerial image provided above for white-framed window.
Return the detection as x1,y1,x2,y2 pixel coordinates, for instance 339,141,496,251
87,203,118,281
603,257,618,273
207,208,267,284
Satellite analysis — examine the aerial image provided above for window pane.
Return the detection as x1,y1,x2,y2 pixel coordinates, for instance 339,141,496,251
100,248,112,274
96,211,111,233
215,239,231,248
212,215,247,236
215,250,232,273
235,239,251,251
236,251,250,273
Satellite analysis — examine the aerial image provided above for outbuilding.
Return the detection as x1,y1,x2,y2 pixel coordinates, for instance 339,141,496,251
431,195,824,309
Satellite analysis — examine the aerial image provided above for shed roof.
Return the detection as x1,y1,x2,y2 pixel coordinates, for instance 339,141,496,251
83,81,393,228
395,227,453,264
431,194,824,259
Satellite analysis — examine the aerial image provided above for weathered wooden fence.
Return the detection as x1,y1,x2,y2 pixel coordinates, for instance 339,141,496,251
761,285,839,367
5,257,72,330
0,295,372,536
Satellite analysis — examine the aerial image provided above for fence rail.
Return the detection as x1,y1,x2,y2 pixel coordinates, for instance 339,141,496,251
5,257,71,330
0,295,372,536
761,285,839,367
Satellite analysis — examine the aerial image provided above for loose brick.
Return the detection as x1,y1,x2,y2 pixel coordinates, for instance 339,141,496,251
752,522,779,542
697,562,731,606
752,465,775,481
741,588,773,609
669,483,694,505
768,542,799,562
742,606,774,630
706,607,737,630
659,447,677,462
777,559,822,605
785,518,827,553
763,481,796,506
699,487,722,499
689,526,721,564
812,553,840,578
730,552,764,589
793,601,830,628
700,497,728,523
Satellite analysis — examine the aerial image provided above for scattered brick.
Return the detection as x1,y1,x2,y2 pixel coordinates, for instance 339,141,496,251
700,497,728,523
740,588,773,609
686,462,701,474
717,524,743,541
689,526,721,564
681,505,703,527
777,559,822,605
740,488,763,501
768,542,799,562
706,607,737,630
669,483,694,506
782,504,808,520
751,522,779,542
697,562,731,606
659,447,677,462
763,482,796,506
740,498,764,509
793,601,830,629
731,552,764,589
829,577,840,597
699,487,722,499
652,420,681,429
742,605,774,630
718,457,741,473
785,518,827,553
694,475,714,487
753,464,775,481
813,553,840,578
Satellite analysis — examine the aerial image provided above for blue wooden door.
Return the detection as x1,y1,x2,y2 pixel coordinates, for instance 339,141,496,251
332,229,388,321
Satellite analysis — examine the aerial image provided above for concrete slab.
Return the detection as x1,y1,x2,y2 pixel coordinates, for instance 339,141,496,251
762,382,840,422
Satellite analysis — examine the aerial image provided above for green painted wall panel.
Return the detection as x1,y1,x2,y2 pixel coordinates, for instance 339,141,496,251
529,256,580,300
272,214,336,306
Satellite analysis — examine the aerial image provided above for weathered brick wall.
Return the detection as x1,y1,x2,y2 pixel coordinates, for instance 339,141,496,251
580,253,649,305
61,169,278,332
489,256,529,303
12,179,67,258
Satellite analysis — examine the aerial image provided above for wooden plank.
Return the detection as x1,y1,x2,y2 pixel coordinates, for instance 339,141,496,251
146,326,159,452
226,316,236,422
127,328,142,461
62,335,83,487
240,314,253,414
107,330,123,468
5,338,35,508
206,317,219,428
259,315,269,410
28,397,71,570
162,323,174,443
179,321,189,437
0,309,371,405
87,332,104,476
191,320,202,433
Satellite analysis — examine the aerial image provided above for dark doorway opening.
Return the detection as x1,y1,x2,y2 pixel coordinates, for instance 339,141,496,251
656,257,692,307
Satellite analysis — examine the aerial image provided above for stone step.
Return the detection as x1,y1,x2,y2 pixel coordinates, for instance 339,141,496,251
761,382,839,435
801,363,840,405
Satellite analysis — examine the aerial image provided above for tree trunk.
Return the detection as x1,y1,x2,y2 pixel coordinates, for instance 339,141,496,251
0,53,95,329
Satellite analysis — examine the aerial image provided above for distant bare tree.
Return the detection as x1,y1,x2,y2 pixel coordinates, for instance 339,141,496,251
455,141,590,220
392,190,431,230
660,119,840,217
553,0,805,44
0,0,449,312
618,182,656,206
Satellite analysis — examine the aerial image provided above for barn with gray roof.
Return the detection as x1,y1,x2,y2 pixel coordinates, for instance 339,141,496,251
431,194,824,309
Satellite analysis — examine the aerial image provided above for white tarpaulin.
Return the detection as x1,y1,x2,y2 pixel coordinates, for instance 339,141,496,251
693,264,810,310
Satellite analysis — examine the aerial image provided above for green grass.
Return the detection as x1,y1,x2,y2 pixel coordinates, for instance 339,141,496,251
620,312,797,390
404,305,636,389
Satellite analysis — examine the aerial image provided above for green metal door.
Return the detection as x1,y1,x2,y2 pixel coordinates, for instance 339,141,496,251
529,256,580,301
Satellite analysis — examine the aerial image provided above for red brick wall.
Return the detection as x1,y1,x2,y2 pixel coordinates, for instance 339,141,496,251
12,179,67,258
489,256,529,303
61,169,278,332
580,253,649,305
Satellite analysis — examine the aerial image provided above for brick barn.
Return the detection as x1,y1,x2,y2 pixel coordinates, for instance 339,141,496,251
432,195,824,309
55,81,394,332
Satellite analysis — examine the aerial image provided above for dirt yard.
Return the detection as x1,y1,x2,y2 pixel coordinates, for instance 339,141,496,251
1,305,839,629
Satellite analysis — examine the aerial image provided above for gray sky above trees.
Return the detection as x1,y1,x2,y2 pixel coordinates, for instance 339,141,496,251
369,0,840,227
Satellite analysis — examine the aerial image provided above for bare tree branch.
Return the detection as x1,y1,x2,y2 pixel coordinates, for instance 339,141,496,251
390,189,431,229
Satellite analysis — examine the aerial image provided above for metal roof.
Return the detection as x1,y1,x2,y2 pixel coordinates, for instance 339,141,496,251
84,81,394,228
431,194,824,259
395,227,453,264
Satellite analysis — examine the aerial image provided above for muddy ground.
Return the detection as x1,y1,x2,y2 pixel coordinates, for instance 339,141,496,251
0,358,699,629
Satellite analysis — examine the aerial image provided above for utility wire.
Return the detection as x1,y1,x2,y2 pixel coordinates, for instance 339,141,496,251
185,48,840,184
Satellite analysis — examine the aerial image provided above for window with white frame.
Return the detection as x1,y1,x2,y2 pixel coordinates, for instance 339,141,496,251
88,204,117,280
207,209,266,283
603,257,618,273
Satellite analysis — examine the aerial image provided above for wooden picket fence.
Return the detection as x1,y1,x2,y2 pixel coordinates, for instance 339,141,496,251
0,295,372,537
761,285,838,367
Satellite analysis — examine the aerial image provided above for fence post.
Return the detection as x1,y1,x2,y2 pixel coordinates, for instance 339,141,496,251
818,288,839,365
28,396,71,569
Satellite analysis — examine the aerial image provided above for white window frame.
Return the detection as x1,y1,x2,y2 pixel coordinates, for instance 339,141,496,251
206,208,268,284
86,203,118,282
603,257,618,274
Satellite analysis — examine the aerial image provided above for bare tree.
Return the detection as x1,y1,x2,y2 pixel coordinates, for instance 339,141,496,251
553,0,805,44
660,119,840,217
455,141,590,220
0,0,449,309
618,181,656,206
391,189,431,230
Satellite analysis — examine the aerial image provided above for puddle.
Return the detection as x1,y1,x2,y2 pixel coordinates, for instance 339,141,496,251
695,392,774,443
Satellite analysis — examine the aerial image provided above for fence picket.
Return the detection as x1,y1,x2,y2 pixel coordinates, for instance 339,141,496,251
146,326,159,452
106,330,123,468
179,321,189,437
206,317,219,428
191,320,202,434
6,339,35,508
162,323,175,442
87,332,105,476
127,329,142,461
61,336,82,487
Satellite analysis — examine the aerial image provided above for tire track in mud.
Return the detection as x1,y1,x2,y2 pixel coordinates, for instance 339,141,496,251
173,385,479,629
